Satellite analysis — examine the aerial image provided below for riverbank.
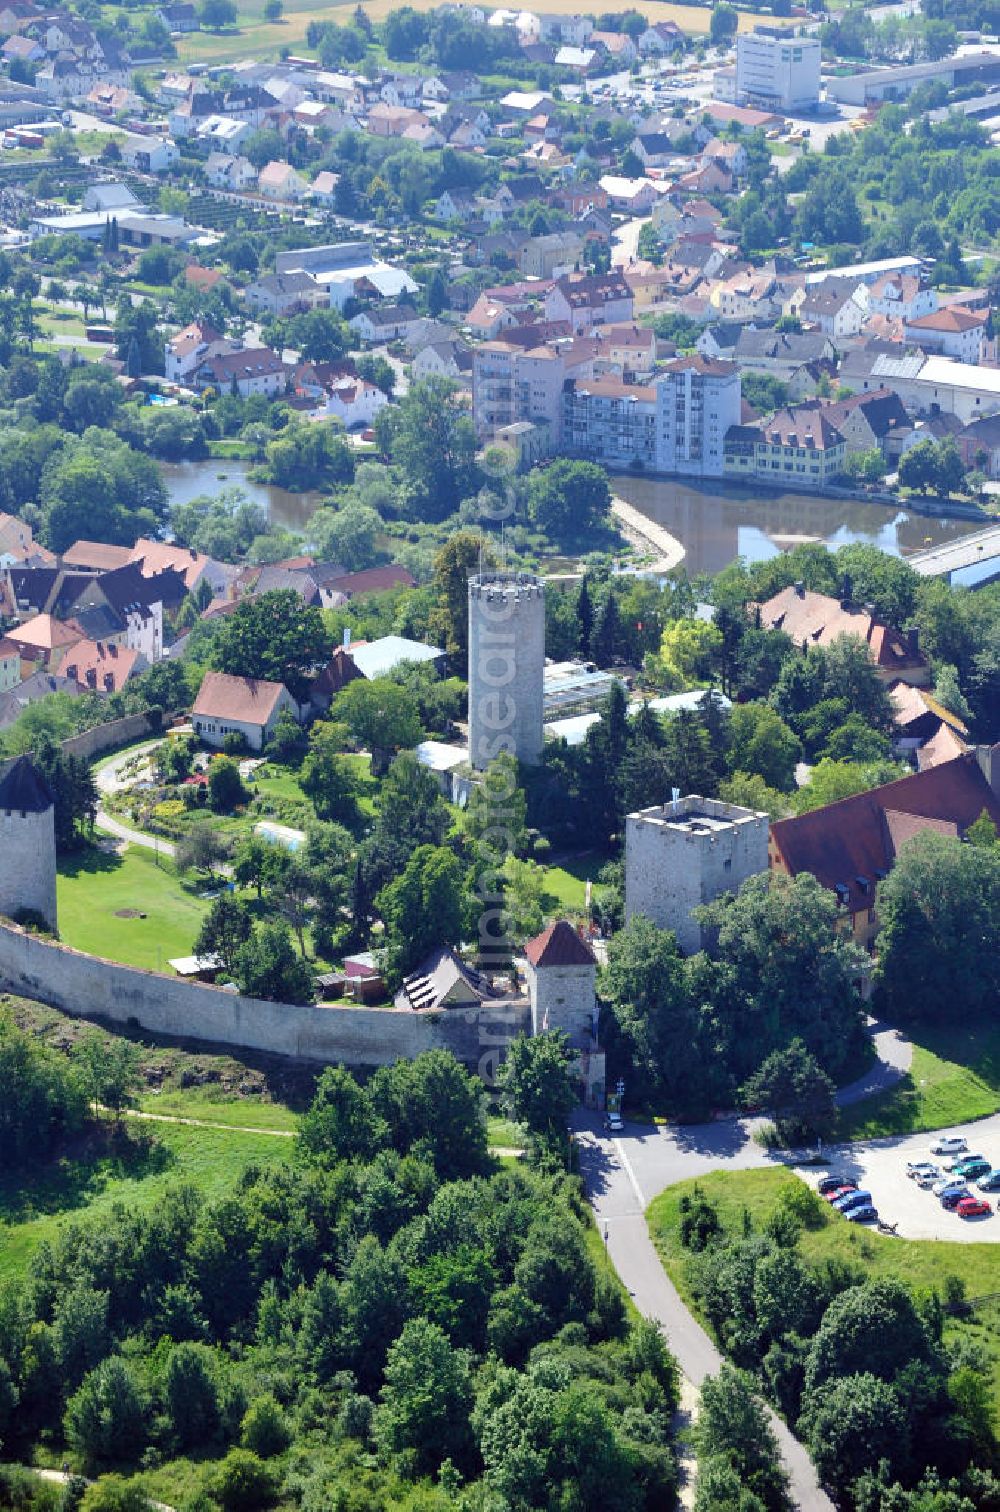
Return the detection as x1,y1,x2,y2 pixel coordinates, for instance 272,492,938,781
611,496,686,573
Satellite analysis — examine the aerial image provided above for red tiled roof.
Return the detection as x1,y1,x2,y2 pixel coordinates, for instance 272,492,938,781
192,670,290,725
906,306,987,333
770,751,1000,915
759,586,925,673
525,919,596,967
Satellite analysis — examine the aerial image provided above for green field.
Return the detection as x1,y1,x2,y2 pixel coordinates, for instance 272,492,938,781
57,845,210,970
840,1020,1000,1140
0,1120,290,1281
648,1166,1000,1429
541,854,604,914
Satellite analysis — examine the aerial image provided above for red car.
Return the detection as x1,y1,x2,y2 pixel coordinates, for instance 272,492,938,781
823,1184,857,1203
956,1196,991,1219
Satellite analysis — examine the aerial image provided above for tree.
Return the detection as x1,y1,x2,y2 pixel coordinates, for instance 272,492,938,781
298,1064,388,1164
696,1365,790,1510
233,833,285,898
367,749,451,887
710,3,739,45
175,820,230,878
793,757,905,814
71,1031,141,1119
213,590,331,702
377,844,469,984
740,1039,837,1144
265,422,355,491
874,831,1000,1023
497,1031,577,1152
199,0,237,26
727,703,801,793
373,377,478,522
300,720,359,823
500,855,546,945
263,0,282,18
333,678,422,766
308,499,381,571
466,751,528,865
370,1050,489,1180
429,528,494,658
65,1357,146,1469
526,459,611,539
0,1012,87,1166
195,894,254,976
602,915,701,1108
235,921,314,1004
163,1343,220,1451
375,1317,473,1477
79,1479,154,1512
33,737,96,851
210,1450,277,1512
240,1395,290,1458
800,1374,909,1503
207,755,247,814
656,618,723,690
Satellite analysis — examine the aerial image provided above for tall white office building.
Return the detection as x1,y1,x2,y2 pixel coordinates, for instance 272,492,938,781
736,27,821,112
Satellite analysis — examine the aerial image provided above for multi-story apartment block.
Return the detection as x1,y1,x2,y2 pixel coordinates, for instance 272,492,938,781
562,357,740,477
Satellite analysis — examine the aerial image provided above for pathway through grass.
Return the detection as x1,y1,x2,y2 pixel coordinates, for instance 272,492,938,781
840,1020,1000,1139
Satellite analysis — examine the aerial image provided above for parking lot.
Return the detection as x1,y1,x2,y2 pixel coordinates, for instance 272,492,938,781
806,1128,999,1242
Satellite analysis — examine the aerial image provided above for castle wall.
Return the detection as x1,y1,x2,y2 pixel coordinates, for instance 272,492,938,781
0,920,530,1071
625,796,769,953
62,709,176,764
0,805,57,932
468,574,545,770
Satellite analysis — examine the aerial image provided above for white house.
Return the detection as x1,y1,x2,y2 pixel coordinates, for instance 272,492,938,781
194,115,252,153
903,306,988,365
120,134,179,174
257,160,309,201
316,377,388,427
205,151,257,191
192,671,298,751
164,319,231,384
349,304,423,343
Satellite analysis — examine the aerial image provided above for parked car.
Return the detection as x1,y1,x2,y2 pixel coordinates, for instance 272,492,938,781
931,1136,968,1156
916,1170,941,1188
906,1162,937,1180
845,1204,878,1223
945,1151,984,1172
833,1190,872,1212
956,1196,991,1219
604,1112,623,1134
941,1188,970,1210
953,1158,991,1180
819,1174,856,1194
976,1170,1000,1191
932,1177,968,1198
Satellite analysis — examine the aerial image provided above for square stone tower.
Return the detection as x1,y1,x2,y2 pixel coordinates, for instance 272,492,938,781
624,796,769,954
523,920,597,1048
0,755,58,933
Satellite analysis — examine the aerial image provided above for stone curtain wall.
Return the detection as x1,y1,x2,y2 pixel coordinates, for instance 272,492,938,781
62,709,177,763
0,920,530,1068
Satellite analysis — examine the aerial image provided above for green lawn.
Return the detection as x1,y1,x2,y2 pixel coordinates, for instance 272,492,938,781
138,1087,300,1131
0,1121,289,1281
541,854,604,914
839,1020,1000,1140
648,1166,1000,1428
57,845,210,970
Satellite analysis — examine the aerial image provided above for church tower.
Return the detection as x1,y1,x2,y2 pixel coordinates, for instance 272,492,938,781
0,755,58,933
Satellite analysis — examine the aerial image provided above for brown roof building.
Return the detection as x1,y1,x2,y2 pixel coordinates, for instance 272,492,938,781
192,671,297,751
770,744,1000,949
758,583,929,686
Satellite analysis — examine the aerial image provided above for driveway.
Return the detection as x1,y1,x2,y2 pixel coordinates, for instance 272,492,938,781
93,741,175,857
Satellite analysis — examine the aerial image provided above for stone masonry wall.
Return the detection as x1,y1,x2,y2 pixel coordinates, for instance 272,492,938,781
0,806,58,933
0,920,530,1070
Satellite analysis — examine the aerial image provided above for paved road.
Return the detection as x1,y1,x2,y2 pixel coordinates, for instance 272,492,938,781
577,1126,835,1511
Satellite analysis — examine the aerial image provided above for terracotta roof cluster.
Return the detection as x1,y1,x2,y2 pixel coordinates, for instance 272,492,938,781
770,748,1000,915
759,585,925,674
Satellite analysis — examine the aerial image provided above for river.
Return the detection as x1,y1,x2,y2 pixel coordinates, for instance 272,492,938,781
609,475,985,577
160,459,985,577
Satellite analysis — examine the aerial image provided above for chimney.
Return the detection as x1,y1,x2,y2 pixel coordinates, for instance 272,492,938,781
840,571,853,607
975,742,1000,798
86,668,97,688
104,673,114,691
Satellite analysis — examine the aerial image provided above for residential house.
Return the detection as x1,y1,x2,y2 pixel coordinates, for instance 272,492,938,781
61,638,146,695
402,118,445,150
193,348,287,398
349,304,422,343
821,387,911,461
903,306,988,365
725,406,847,489
164,319,231,384
757,582,929,685
733,327,837,380
243,271,327,318
553,44,597,71
316,376,388,428
544,271,633,333
465,294,520,340
0,511,35,565
866,272,937,324
590,30,636,64
519,229,584,278
194,115,252,153
119,134,178,175
2,34,44,64
798,279,868,339
958,412,1000,477
192,671,298,751
131,540,230,599
394,946,500,1014
769,745,1000,951
638,20,685,55
366,102,426,138
0,671,82,730
412,338,473,381
258,160,308,201
309,170,339,204
157,2,199,30
598,175,658,213
0,636,21,692
708,269,781,323
435,188,477,223
204,151,256,190
890,680,969,767
630,131,677,171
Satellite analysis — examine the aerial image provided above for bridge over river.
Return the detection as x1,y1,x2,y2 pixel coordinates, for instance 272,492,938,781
906,522,1000,582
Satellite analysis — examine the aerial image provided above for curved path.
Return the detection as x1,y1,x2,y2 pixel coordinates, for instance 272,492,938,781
93,741,176,856
574,1022,1000,1508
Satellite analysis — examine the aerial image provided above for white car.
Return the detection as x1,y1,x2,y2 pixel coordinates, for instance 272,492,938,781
916,1169,941,1188
932,1177,967,1198
930,1136,968,1156
906,1161,937,1179
604,1112,623,1134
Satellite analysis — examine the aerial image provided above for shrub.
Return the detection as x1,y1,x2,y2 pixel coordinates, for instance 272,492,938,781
240,1394,291,1458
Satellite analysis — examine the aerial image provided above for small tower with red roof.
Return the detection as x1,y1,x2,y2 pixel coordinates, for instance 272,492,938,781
523,920,597,1048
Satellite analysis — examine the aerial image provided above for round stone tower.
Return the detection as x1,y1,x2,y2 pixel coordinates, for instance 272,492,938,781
0,755,58,933
468,571,545,770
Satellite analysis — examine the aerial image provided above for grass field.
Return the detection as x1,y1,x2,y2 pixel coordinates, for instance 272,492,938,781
648,1166,1000,1428
541,854,605,914
173,0,790,64
57,845,210,970
0,1120,290,1281
840,1020,1000,1140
